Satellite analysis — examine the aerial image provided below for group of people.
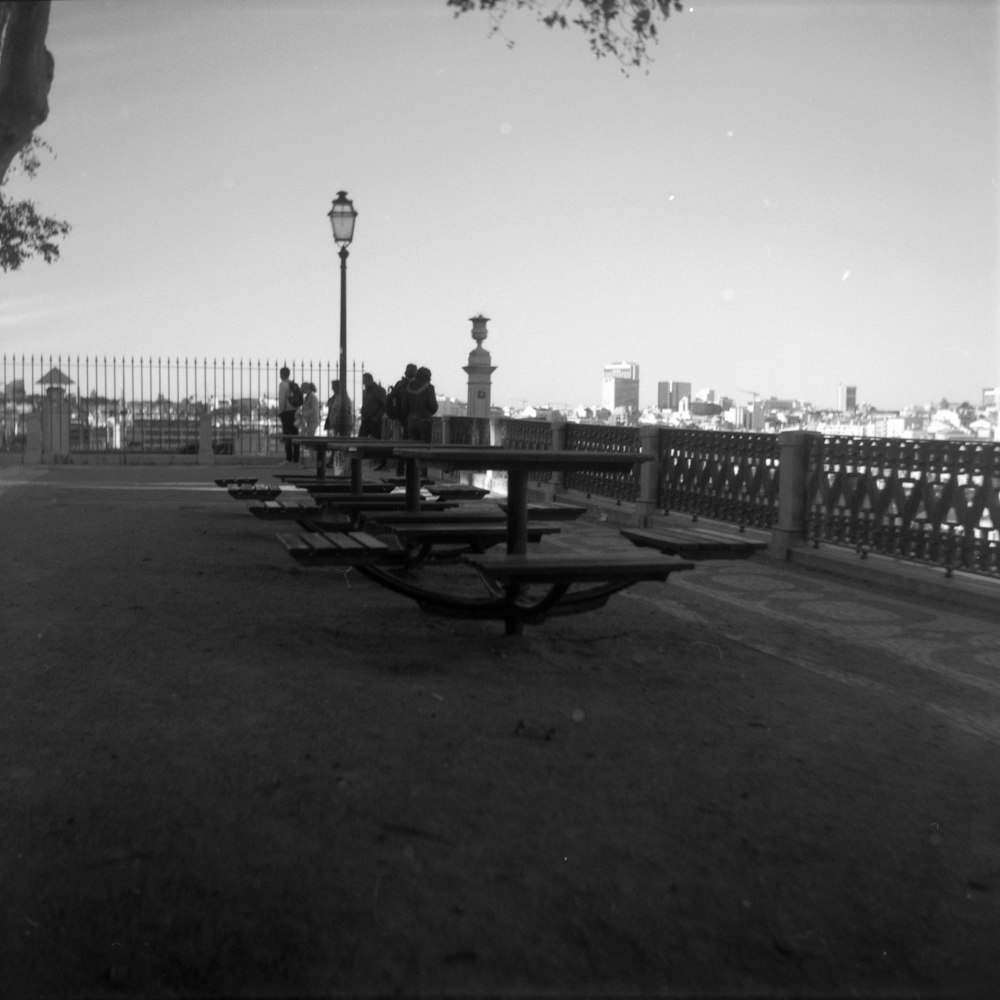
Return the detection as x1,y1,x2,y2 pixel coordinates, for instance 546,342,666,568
277,363,437,465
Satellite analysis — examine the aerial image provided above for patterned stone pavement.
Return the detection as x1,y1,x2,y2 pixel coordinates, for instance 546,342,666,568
545,519,1000,747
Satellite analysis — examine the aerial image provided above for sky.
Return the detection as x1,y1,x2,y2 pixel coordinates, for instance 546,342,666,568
2,0,998,412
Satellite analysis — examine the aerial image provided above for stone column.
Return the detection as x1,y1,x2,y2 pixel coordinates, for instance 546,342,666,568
24,412,42,464
41,386,70,460
769,430,822,558
635,425,660,525
463,314,496,419
198,414,214,465
547,415,567,500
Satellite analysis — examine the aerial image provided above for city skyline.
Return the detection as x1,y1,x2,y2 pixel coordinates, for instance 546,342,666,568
2,1,997,412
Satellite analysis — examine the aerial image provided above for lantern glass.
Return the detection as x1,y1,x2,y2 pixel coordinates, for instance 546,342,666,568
328,191,357,246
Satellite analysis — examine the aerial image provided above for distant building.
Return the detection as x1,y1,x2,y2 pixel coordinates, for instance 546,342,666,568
602,362,639,419
837,384,857,412
983,386,998,409
656,380,691,411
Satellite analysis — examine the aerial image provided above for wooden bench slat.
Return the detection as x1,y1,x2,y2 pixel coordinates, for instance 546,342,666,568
465,550,693,583
392,524,559,543
359,509,505,527
498,502,588,521
621,527,766,559
348,531,391,553
425,486,491,499
277,530,391,561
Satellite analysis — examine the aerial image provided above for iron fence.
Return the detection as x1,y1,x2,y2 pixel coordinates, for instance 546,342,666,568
807,435,1000,577
658,429,780,528
0,355,370,458
563,423,642,501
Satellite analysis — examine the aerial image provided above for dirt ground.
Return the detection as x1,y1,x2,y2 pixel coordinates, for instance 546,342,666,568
1,464,998,999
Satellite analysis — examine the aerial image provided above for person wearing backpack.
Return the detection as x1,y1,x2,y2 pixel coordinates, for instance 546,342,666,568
278,366,301,463
401,366,438,443
386,363,416,475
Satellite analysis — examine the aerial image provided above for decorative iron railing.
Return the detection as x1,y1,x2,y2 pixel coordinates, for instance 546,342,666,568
493,418,558,483
563,423,641,502
807,435,1000,577
0,355,360,456
658,429,780,528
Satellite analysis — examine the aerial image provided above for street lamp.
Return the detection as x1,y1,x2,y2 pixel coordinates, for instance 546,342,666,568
328,190,358,437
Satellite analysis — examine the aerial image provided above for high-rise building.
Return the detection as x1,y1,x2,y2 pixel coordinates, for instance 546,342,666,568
837,384,857,412
657,380,691,411
603,362,639,416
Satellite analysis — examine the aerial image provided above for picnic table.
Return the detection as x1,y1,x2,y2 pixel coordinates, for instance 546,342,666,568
289,436,402,488
277,446,695,634
385,447,694,633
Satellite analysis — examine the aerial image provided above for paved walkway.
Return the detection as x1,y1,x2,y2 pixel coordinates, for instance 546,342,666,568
3,462,999,997
542,509,1000,747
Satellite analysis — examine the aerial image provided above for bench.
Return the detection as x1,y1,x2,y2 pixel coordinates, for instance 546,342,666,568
460,550,695,634
358,508,507,529
276,529,403,566
311,495,458,514
424,485,491,500
498,501,588,521
390,522,560,565
227,484,281,501
248,499,322,520
621,525,768,560
297,481,397,495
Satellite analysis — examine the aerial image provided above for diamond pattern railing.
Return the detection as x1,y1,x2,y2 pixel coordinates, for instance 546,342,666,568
807,436,1000,577
658,429,780,528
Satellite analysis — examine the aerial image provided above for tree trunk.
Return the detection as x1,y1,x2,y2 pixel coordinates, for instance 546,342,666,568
0,1,53,183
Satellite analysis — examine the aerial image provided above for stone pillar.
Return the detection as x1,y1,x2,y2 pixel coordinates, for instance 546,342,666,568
41,387,70,460
769,430,821,558
635,425,660,524
463,314,496,419
198,414,214,465
24,411,42,464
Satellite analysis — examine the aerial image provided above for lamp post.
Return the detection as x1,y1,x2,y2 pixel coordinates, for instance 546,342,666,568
328,190,358,437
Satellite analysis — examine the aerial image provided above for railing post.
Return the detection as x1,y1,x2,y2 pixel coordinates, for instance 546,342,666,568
549,415,566,499
635,425,660,524
769,430,821,558
439,414,451,445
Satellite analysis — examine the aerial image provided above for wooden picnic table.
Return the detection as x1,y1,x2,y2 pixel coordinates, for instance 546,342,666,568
289,437,404,488
393,447,644,555
385,447,693,634
279,445,693,634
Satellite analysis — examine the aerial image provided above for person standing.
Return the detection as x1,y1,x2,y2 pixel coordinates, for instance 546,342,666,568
323,379,353,435
295,382,321,465
296,382,320,436
359,373,387,439
401,366,438,443
386,363,417,475
278,366,300,464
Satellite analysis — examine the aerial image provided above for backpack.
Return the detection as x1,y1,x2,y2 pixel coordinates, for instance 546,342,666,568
287,380,303,408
